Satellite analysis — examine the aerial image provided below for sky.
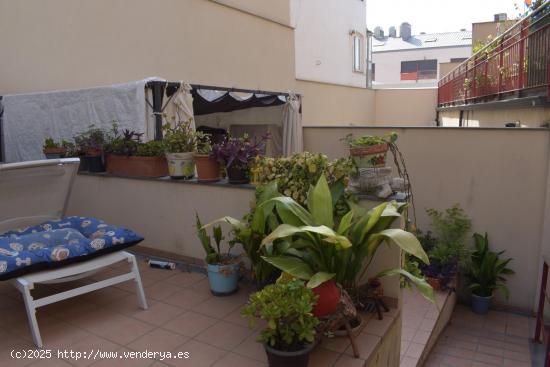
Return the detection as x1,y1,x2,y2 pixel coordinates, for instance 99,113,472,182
366,0,525,34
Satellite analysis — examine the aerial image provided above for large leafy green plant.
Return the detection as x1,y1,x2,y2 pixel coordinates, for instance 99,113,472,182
204,181,283,281
467,232,514,298
241,279,319,351
258,175,434,302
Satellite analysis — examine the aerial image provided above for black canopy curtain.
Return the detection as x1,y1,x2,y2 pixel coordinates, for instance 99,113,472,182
191,90,285,115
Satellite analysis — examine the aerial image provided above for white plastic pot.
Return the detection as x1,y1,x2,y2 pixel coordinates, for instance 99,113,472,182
166,152,195,179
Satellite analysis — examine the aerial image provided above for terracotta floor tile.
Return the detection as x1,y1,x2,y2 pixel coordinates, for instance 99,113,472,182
195,321,253,350
133,301,186,326
363,315,394,337
321,335,352,353
162,311,218,337
333,354,366,367
400,356,419,367
81,286,132,306
127,328,188,353
344,332,380,359
62,334,121,367
166,339,226,367
308,346,341,367
164,271,207,287
404,342,424,359
84,313,154,345
89,347,155,367
144,282,182,301
190,292,248,318
163,288,212,309
473,351,503,365
412,329,431,345
232,331,268,363
442,355,473,367
211,352,267,367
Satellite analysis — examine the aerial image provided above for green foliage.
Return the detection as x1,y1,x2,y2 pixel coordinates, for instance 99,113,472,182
426,205,471,265
259,175,434,303
241,279,319,351
467,232,514,298
135,140,165,157
43,137,60,149
402,254,424,289
162,119,196,153
195,213,232,265
343,132,398,148
195,131,213,155
204,181,282,282
253,152,356,217
74,124,108,153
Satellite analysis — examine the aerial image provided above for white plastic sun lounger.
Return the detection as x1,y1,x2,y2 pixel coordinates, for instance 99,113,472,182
0,158,148,348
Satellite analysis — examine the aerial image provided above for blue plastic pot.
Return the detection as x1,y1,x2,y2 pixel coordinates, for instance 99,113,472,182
471,294,492,315
207,262,239,296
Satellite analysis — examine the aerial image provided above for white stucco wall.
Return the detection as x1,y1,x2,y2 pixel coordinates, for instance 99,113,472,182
372,45,471,87
292,0,367,88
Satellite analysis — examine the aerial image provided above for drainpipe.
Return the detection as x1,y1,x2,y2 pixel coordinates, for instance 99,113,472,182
459,110,464,127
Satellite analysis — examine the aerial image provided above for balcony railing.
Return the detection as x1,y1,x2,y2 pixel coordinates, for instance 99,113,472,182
438,2,550,107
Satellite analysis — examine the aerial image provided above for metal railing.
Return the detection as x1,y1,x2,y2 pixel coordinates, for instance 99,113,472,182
535,255,550,367
438,2,550,107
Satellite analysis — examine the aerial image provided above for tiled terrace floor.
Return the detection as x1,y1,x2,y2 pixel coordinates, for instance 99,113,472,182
424,305,535,367
400,288,537,367
0,258,399,367
400,289,446,367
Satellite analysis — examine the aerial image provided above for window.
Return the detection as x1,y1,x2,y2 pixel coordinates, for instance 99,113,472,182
352,32,365,73
400,59,437,80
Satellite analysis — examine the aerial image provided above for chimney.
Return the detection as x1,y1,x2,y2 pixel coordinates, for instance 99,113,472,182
388,26,397,38
400,22,411,41
374,26,384,39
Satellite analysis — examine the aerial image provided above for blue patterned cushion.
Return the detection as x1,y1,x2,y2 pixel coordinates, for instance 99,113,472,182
0,216,143,280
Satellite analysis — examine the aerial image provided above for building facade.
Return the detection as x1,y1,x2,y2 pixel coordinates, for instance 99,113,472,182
371,23,472,88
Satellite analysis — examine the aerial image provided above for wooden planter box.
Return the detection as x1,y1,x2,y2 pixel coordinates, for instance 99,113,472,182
106,155,168,178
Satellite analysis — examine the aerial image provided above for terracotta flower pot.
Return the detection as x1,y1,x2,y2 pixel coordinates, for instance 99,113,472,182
426,277,441,291
312,280,340,318
106,155,168,178
350,143,389,168
194,154,220,182
43,147,66,159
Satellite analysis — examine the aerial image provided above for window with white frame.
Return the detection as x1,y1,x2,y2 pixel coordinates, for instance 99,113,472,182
352,31,365,73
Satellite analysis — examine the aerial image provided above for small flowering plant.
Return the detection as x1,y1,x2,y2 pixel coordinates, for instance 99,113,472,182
212,134,269,169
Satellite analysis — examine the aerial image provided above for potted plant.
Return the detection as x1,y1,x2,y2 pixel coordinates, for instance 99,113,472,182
105,125,168,178
74,125,108,172
467,232,514,315
241,279,319,367
257,175,434,322
343,132,397,168
163,119,196,179
194,131,220,182
43,137,68,159
196,214,240,296
212,134,269,184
